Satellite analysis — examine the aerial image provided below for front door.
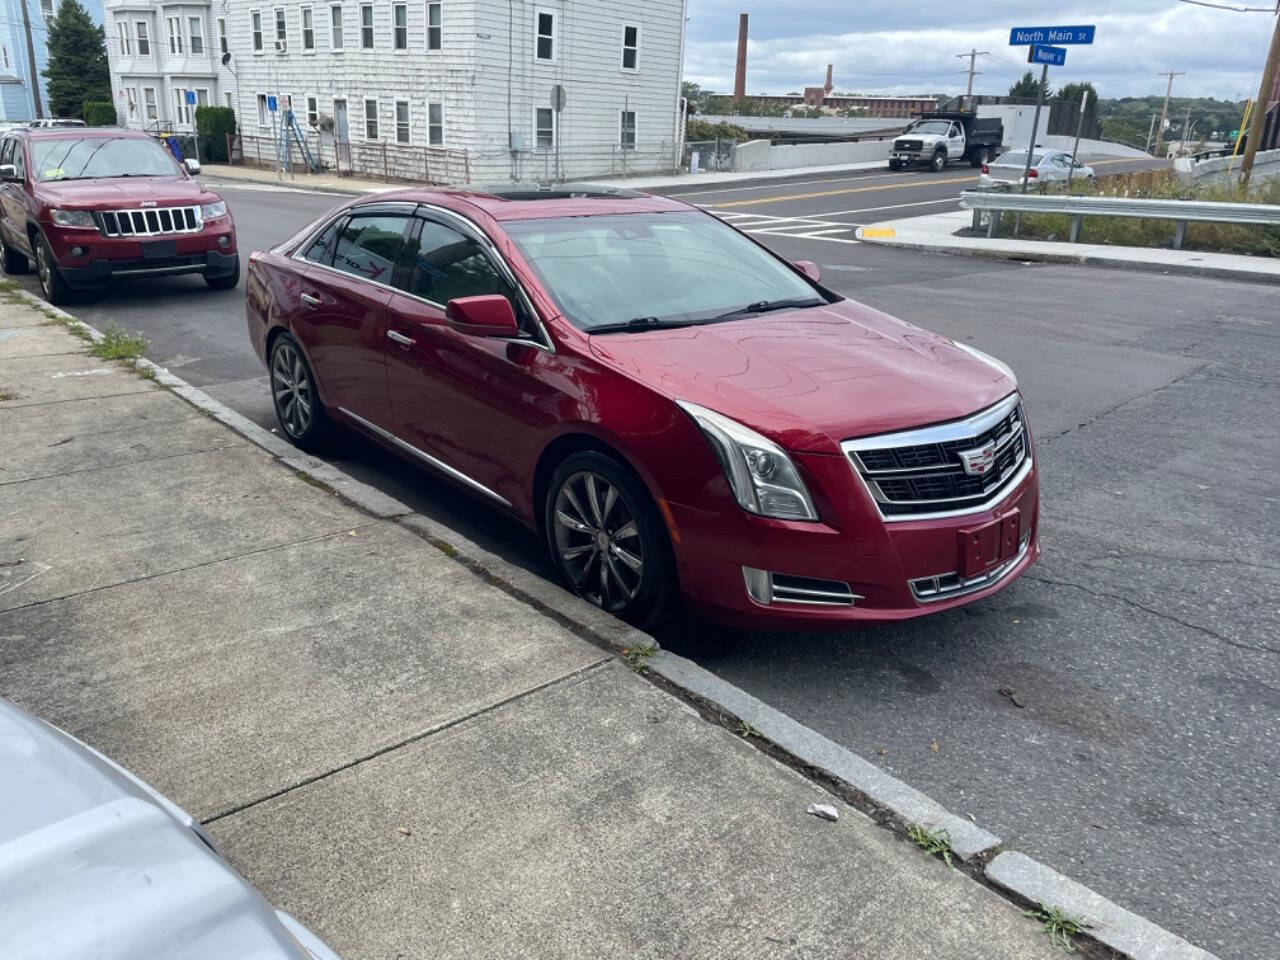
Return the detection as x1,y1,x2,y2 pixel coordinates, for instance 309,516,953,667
332,99,350,169
384,214,557,510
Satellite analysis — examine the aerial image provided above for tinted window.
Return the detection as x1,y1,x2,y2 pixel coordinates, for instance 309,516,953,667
330,214,408,284
405,219,516,306
301,217,343,265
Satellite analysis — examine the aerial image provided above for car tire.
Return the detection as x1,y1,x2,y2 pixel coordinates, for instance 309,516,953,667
33,233,72,305
971,147,991,168
545,450,680,629
2,237,28,274
930,150,947,173
887,160,900,171
205,256,240,290
269,332,330,452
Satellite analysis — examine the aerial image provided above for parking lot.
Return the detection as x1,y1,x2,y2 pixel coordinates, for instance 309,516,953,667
8,175,1276,959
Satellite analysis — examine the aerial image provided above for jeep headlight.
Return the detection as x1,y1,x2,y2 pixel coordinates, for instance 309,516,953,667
50,209,96,229
200,200,227,220
677,400,819,522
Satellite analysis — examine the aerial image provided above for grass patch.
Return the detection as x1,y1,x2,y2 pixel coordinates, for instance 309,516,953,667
1001,172,1280,256
623,642,658,673
0,388,18,401
738,720,758,738
906,823,954,868
1023,903,1089,952
129,359,158,381
88,323,148,361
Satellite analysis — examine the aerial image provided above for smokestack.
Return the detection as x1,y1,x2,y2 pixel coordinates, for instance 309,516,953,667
825,64,833,95
734,13,748,100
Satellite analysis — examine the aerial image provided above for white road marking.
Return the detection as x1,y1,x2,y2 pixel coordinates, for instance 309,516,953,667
672,169,914,198
709,210,860,244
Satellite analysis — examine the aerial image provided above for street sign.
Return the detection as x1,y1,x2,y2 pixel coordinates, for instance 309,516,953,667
1009,25,1095,45
549,84,566,112
267,95,278,112
1031,44,1067,66
185,90,196,105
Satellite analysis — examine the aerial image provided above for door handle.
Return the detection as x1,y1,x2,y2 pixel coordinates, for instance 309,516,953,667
300,292,321,307
387,330,415,348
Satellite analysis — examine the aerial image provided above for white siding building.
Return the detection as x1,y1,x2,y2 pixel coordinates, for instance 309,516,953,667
221,0,686,183
104,0,237,133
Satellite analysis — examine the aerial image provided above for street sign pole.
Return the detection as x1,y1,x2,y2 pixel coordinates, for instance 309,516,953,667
1020,64,1049,197
1067,89,1089,191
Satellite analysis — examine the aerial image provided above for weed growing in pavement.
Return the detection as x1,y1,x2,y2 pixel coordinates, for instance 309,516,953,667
1023,903,1088,952
906,823,954,868
623,642,658,673
0,388,18,401
738,720,758,738
129,360,158,381
88,323,147,360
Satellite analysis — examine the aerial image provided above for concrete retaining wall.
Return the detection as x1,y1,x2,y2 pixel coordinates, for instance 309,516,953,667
733,138,891,172
1039,135,1151,158
1174,148,1280,186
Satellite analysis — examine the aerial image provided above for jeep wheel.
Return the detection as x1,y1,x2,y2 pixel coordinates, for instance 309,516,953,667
33,234,72,306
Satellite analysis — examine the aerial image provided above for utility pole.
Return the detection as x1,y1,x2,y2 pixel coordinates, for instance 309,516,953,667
955,48,989,104
1179,106,1192,153
1019,63,1050,196
20,0,44,119
1145,113,1159,153
1241,6,1280,186
1153,70,1184,156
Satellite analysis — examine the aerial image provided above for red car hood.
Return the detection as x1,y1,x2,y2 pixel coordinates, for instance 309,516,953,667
587,300,1016,454
35,176,212,208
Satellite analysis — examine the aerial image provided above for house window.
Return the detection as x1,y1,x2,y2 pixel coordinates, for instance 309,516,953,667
188,16,204,54
274,7,287,46
329,4,343,48
392,3,407,49
225,91,234,109
621,23,638,71
251,10,262,51
395,100,410,142
301,6,314,49
534,9,554,61
306,95,319,126
218,17,227,54
360,4,373,47
40,0,53,23
125,87,137,117
428,102,443,146
117,21,130,56
620,109,636,150
535,107,554,148
167,16,183,54
364,98,378,138
173,88,191,126
143,86,158,120
426,1,441,50
136,21,150,55
257,93,269,126
196,88,210,108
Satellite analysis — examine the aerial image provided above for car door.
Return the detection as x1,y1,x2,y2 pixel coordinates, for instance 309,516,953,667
292,206,414,430
384,211,558,510
948,123,965,159
0,138,23,251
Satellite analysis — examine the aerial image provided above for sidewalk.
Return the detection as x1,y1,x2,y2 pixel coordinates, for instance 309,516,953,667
197,159,889,195
857,209,1280,284
0,298,1069,958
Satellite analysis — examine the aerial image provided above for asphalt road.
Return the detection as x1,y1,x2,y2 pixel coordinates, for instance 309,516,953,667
13,172,1276,959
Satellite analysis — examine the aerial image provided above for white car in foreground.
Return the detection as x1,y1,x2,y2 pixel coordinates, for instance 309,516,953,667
978,149,1095,190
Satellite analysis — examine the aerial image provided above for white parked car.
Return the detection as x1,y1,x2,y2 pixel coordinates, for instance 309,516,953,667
978,149,1095,190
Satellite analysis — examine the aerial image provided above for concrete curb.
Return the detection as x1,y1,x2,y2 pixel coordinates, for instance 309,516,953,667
19,288,1219,960
855,226,1280,286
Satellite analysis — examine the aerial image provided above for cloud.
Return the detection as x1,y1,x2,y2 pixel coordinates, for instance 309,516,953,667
683,1,1275,99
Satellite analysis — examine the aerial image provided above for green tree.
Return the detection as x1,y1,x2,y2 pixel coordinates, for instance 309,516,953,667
1057,82,1100,119
1009,70,1051,101
43,0,110,119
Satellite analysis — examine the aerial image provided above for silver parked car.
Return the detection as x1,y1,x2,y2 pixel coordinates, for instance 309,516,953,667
977,148,1095,190
0,697,340,960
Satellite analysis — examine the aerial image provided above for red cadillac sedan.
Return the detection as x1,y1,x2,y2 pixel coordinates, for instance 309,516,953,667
246,185,1038,629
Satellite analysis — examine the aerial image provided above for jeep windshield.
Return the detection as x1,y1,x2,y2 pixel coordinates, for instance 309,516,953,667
33,137,182,182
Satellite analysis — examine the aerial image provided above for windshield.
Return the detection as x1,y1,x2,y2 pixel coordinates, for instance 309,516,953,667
504,211,829,331
909,121,952,136
33,137,181,182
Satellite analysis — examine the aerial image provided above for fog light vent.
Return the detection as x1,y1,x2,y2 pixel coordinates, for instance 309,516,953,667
742,567,860,607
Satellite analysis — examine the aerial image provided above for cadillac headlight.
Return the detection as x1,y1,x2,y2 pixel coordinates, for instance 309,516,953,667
677,400,819,522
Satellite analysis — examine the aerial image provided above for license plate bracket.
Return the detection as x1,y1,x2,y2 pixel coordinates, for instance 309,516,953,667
957,508,1020,579
141,239,178,260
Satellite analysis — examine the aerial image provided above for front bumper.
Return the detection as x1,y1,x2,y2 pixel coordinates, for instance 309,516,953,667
44,218,238,288
666,442,1040,630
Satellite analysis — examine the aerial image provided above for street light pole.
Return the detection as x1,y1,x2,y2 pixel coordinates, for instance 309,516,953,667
1241,7,1280,186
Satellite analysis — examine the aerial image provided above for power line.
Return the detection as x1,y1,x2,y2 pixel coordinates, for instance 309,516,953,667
954,48,990,99
1177,0,1278,11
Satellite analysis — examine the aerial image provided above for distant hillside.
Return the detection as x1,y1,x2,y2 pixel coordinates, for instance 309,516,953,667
1098,96,1251,147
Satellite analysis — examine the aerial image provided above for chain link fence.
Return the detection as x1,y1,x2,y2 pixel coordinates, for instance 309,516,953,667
228,131,470,185
681,139,736,174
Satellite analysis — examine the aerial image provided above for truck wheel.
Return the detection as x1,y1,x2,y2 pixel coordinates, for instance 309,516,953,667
888,160,900,171
971,147,992,169
930,150,947,173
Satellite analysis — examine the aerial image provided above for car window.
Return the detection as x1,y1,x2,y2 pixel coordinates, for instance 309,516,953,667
301,217,344,266
404,219,518,307
31,136,178,181
0,139,11,166
330,213,409,285
11,142,25,180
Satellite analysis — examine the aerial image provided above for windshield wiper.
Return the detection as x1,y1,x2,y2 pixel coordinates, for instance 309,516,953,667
588,316,695,335
711,297,824,321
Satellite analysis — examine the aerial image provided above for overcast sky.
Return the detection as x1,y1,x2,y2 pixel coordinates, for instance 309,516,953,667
683,1,1277,101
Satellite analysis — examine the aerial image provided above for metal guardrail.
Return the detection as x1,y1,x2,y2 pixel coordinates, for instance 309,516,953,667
959,189,1280,248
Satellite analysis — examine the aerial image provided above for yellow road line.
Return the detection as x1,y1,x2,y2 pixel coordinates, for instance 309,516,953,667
712,174,978,208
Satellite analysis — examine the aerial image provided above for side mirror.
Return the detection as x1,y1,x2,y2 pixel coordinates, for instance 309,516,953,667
0,164,17,182
184,158,201,175
794,260,820,283
445,295,520,339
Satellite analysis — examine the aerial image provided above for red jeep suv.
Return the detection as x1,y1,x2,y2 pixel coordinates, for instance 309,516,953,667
0,127,237,304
